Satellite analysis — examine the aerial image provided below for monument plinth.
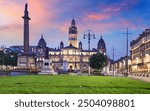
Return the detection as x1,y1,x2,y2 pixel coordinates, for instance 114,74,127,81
62,60,68,71
38,47,57,75
17,54,35,69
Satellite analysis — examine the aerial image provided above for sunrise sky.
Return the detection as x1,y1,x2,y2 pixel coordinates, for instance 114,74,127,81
0,0,150,60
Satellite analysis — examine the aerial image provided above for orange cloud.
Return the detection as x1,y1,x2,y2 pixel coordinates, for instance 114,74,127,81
0,1,22,25
0,0,60,46
86,13,110,21
0,0,141,48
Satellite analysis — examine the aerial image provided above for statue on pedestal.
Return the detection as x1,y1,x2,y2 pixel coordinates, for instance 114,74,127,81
38,47,57,75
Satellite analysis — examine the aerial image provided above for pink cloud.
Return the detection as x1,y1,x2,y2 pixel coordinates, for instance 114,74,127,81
0,0,143,48
0,24,22,31
0,0,59,31
0,1,22,25
100,0,139,14
103,7,121,13
0,0,61,46
77,18,117,35
57,21,70,33
119,0,139,7
86,13,110,21
118,18,136,30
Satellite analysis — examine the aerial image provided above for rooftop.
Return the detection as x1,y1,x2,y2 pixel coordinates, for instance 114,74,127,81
130,29,150,46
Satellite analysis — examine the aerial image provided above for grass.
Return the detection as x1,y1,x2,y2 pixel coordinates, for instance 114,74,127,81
0,75,150,94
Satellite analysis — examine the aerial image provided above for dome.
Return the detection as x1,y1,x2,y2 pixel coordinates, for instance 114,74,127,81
98,36,105,44
60,41,64,45
38,35,47,48
97,36,106,49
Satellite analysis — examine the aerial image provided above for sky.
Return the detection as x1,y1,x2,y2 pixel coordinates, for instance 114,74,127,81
0,0,150,60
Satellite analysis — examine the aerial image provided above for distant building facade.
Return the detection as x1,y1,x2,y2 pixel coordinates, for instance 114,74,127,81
36,35,47,69
37,19,108,72
10,45,36,54
109,56,131,75
13,18,108,72
130,29,150,76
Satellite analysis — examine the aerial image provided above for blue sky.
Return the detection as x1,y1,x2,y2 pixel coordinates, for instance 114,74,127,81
0,0,150,60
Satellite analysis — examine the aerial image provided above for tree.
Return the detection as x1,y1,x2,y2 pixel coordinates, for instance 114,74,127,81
6,51,18,66
0,50,4,65
0,50,18,67
90,52,107,72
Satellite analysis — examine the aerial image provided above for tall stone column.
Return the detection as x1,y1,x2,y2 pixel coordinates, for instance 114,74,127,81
22,3,31,55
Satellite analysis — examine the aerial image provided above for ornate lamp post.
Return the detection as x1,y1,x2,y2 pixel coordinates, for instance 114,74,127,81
83,30,95,75
74,49,77,72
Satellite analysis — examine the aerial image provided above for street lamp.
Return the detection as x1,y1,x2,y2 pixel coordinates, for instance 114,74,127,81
83,30,95,75
74,49,77,72
123,28,132,76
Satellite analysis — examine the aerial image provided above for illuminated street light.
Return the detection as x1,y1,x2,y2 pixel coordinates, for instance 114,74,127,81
83,30,95,75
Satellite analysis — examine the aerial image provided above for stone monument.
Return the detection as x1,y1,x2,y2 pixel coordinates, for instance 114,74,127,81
62,60,68,71
38,47,56,74
17,3,35,70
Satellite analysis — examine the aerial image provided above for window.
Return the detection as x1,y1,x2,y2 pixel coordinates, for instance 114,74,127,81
44,62,49,66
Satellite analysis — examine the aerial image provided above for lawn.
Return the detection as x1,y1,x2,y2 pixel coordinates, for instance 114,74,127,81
0,75,150,94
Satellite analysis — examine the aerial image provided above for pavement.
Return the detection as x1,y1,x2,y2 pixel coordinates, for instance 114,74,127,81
106,73,150,83
128,75,150,83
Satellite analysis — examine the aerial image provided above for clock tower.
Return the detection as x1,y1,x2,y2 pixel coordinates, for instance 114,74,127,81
68,18,78,48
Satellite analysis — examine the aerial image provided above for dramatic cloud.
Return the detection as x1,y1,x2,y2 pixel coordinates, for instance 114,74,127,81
0,0,149,59
86,13,110,21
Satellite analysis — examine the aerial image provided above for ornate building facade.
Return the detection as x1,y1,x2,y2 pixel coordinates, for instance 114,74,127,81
36,35,47,69
36,19,107,72
130,29,150,76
